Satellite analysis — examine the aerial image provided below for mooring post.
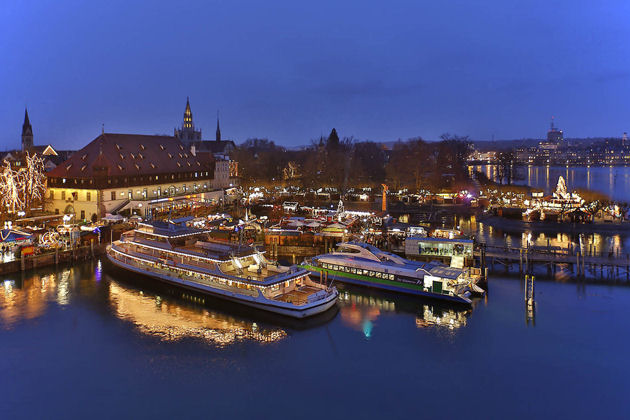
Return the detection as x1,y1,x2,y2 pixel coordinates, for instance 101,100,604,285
525,249,529,274
576,252,581,276
525,274,529,296
519,249,523,274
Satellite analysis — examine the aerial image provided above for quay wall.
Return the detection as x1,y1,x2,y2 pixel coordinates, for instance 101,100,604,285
0,244,108,276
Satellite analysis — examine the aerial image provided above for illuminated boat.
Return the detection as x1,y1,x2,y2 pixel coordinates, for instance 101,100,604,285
301,242,484,305
106,221,338,318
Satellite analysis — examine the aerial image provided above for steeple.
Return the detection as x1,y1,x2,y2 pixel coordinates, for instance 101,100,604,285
216,110,221,142
21,108,34,151
183,97,193,129
175,97,201,144
550,116,555,131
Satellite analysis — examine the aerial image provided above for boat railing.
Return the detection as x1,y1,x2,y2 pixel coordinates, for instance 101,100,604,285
109,247,260,297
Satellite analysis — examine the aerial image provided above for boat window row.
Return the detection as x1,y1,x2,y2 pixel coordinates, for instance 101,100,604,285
320,262,395,280
118,248,259,291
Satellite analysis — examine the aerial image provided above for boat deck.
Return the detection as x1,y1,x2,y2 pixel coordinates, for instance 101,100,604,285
274,286,322,305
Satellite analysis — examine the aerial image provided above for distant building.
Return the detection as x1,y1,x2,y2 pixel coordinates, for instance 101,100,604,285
46,133,218,222
1,108,67,172
174,98,236,157
173,98,238,188
546,116,563,143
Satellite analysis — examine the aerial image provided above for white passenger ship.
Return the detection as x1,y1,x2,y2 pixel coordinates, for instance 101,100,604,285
302,242,484,305
106,221,338,318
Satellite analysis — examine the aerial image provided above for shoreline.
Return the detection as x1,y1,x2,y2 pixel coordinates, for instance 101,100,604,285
478,214,630,235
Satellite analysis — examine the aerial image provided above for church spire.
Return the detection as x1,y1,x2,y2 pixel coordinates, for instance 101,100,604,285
216,110,221,142
22,107,33,151
183,97,193,129
175,97,201,144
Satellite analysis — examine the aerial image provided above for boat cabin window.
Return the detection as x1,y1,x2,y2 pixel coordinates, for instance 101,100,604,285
338,246,361,254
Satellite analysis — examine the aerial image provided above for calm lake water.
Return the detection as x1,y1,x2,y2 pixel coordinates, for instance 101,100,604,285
1,259,628,419
470,164,630,203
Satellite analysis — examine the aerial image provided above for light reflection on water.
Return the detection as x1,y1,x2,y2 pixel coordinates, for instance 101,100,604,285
0,272,58,328
0,260,476,348
107,280,287,346
0,262,287,346
458,216,628,256
473,164,630,202
337,289,472,338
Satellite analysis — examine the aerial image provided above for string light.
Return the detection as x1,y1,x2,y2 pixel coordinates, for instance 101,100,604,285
0,153,46,215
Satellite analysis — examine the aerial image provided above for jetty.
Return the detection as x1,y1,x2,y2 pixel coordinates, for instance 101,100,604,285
476,243,630,281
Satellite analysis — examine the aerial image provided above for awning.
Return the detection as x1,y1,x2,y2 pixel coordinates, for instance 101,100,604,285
0,229,32,243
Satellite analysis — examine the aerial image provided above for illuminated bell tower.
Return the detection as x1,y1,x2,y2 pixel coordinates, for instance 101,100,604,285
22,108,34,151
175,97,201,145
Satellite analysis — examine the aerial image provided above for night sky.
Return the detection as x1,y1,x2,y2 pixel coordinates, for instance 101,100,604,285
1,0,629,150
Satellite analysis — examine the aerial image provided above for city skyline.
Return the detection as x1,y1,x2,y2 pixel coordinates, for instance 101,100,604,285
2,0,630,149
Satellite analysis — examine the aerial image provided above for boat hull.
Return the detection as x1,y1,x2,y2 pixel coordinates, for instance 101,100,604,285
306,268,472,305
106,253,338,318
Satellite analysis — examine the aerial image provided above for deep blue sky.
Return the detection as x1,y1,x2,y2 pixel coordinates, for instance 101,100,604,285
1,0,629,150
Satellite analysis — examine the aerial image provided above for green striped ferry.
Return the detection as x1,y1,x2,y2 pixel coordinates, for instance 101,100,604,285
301,242,484,305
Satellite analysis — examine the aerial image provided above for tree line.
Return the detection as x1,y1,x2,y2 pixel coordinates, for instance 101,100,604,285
232,129,472,192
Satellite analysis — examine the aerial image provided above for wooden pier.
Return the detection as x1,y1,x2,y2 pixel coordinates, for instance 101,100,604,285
475,243,630,281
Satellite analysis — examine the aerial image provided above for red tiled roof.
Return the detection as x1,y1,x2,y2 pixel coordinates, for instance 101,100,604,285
47,133,212,178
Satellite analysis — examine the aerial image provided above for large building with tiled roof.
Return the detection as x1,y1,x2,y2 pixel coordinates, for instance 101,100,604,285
46,132,221,221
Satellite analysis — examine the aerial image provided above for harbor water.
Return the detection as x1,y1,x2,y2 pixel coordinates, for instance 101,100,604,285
471,164,630,202
1,259,628,419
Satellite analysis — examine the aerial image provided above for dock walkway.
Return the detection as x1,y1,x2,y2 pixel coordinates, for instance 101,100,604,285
475,244,630,280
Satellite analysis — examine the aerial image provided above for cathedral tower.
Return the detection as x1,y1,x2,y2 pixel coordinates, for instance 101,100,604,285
22,108,33,151
216,111,221,142
175,97,201,145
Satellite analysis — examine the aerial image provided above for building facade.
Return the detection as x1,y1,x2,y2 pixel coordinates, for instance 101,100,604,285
46,133,220,222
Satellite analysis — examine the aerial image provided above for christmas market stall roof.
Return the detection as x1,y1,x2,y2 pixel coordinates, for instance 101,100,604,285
47,133,213,179
0,229,32,243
